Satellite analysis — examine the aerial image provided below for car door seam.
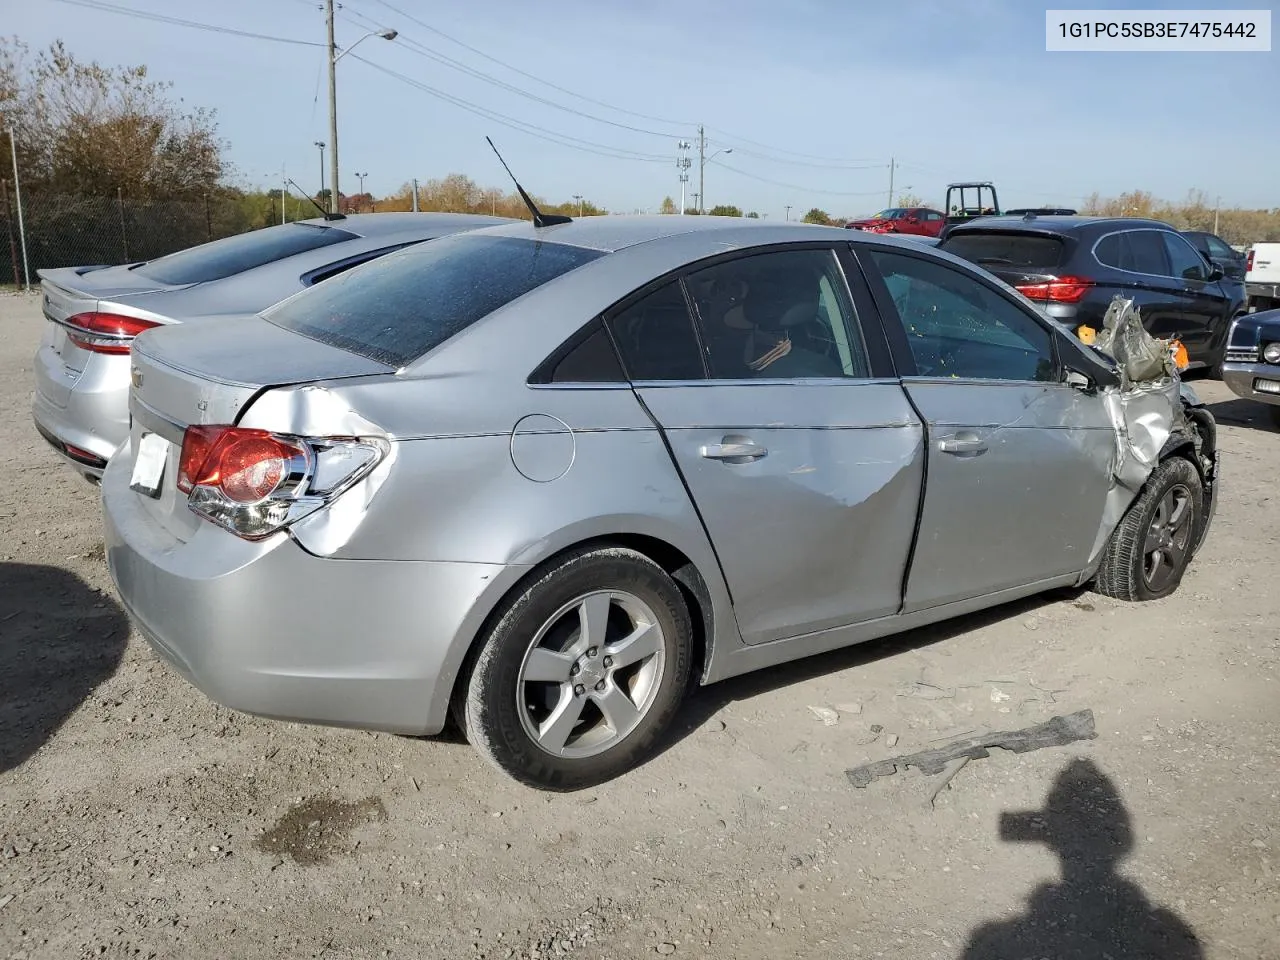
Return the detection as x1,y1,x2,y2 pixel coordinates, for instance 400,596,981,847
628,389,736,608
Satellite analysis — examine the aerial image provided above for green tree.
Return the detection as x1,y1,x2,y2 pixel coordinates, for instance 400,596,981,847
708,204,742,217
0,38,224,199
802,208,832,225
746,211,760,218
659,196,677,214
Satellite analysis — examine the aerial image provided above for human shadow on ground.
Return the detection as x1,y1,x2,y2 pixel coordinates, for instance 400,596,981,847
961,757,1203,960
0,561,128,773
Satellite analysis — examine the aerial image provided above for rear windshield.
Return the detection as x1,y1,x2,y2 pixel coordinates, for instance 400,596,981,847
262,234,605,368
134,222,357,285
941,232,1067,270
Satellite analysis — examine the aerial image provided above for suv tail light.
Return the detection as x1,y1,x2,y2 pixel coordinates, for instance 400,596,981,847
177,425,387,540
1015,276,1094,304
1246,249,1255,273
63,312,160,354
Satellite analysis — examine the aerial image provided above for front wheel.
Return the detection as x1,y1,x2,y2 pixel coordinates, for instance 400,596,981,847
462,547,692,790
1093,457,1204,601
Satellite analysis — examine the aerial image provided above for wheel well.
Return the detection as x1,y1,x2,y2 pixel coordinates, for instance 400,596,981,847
448,535,714,722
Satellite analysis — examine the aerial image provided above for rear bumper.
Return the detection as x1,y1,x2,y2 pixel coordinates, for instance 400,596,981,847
101,448,527,736
32,344,131,478
1222,361,1280,407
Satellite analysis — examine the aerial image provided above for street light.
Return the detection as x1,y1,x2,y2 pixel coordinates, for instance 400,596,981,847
700,146,731,214
572,194,584,217
314,141,326,203
326,1,397,214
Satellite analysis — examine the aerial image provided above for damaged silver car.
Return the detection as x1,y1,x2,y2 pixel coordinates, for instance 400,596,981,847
101,218,1218,790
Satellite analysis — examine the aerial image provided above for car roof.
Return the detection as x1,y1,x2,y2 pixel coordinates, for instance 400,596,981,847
293,211,516,238
946,215,1174,236
465,214,903,255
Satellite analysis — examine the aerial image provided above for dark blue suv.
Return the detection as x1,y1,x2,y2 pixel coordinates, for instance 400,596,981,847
940,216,1248,373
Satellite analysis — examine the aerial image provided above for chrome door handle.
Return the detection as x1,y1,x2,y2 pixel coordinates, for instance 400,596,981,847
699,439,768,463
938,433,988,456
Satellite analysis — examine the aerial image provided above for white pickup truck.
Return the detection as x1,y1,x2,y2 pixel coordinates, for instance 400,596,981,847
1246,242,1280,312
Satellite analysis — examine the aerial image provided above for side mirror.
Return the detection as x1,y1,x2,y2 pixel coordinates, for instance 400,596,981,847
1207,263,1225,281
1064,368,1092,392
907,216,919,223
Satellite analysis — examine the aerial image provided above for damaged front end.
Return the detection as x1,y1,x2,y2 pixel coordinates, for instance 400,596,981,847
1083,297,1219,572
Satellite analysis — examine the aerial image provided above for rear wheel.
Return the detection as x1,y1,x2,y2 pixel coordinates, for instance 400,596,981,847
1094,457,1203,601
463,547,692,790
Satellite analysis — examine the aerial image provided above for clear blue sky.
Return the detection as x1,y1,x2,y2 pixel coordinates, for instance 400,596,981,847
9,0,1278,217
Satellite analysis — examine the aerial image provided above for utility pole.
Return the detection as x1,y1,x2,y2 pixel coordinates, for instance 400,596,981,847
785,205,792,222
355,171,367,195
1214,195,1221,235
697,126,705,215
411,177,419,212
691,192,700,214
325,0,340,215
676,140,692,215
314,141,326,206
573,194,583,217
6,126,30,290
887,156,895,207
281,165,287,224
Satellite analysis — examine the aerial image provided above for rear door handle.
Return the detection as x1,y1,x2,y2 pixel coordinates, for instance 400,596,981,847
938,432,988,456
699,438,768,463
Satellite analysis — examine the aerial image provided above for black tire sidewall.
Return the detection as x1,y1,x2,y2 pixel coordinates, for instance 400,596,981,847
464,549,692,790
1126,458,1204,601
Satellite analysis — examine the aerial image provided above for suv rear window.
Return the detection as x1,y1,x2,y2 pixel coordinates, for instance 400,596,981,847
134,222,356,285
940,232,1066,270
263,234,605,368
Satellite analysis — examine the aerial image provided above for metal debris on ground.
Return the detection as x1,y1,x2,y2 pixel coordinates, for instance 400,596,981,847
844,710,1097,789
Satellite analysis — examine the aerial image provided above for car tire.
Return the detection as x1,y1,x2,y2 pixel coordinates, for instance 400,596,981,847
1093,457,1203,602
462,546,692,790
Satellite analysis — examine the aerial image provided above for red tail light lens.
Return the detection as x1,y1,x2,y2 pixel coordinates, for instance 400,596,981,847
178,425,305,502
173,424,387,540
63,312,160,354
1015,276,1094,304
1246,249,1255,273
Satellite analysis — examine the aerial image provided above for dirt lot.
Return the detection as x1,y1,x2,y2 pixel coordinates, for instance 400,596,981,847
1,290,1277,960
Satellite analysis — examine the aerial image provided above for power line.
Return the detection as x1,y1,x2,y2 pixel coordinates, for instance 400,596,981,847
336,7,685,139
349,54,670,164
710,159,889,197
48,0,325,47
356,0,885,168
359,0,697,127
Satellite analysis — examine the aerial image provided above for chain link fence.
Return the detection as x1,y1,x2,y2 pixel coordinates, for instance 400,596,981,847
0,184,258,287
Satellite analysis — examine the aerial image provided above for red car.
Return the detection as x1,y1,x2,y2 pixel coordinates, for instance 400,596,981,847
845,206,946,237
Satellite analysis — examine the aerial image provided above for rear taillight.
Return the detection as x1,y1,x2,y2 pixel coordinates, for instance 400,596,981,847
1015,276,1094,304
1246,249,1255,273
176,425,386,539
63,312,160,354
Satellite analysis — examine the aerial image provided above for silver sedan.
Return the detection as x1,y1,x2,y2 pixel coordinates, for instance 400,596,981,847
32,212,511,480
102,216,1219,789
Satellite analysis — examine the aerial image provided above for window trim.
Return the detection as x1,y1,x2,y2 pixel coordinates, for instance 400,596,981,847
527,240,895,387
852,241,1066,385
298,241,424,287
1090,227,1182,280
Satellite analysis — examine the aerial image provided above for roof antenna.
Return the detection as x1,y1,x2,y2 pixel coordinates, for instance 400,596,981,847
486,136,572,228
285,177,345,221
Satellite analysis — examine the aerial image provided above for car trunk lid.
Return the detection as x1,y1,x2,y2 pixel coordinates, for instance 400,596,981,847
125,315,394,541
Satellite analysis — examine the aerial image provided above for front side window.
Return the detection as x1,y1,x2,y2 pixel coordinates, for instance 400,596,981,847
684,249,869,380
870,249,1056,382
1163,232,1209,281
264,235,604,368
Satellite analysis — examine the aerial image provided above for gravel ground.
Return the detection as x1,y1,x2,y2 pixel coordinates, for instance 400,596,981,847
1,290,1277,960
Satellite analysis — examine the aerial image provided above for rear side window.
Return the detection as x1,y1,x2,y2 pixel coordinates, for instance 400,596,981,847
606,282,705,381
134,222,356,285
264,235,604,368
1206,235,1235,258
1096,230,1171,276
940,232,1066,270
